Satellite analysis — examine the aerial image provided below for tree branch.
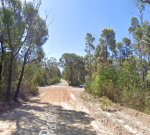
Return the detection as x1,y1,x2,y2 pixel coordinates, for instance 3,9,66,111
13,29,25,58
140,39,150,45
25,59,37,64
140,0,150,4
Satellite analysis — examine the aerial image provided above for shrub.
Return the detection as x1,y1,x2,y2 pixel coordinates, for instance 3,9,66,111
84,62,150,114
19,84,39,100
48,76,60,85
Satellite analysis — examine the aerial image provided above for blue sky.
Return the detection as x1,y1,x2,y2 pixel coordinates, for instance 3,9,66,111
28,0,150,64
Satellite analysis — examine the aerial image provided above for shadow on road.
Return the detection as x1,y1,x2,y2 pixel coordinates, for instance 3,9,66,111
0,99,96,135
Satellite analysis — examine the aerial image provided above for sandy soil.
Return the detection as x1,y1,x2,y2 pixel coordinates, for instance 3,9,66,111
0,79,96,135
70,88,150,135
0,79,150,135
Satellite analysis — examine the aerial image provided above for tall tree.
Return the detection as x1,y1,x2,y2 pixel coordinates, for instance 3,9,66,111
84,33,95,80
14,14,48,101
141,21,150,67
93,44,105,71
99,28,116,62
1,0,26,102
47,57,57,78
128,17,144,81
59,53,86,85
116,42,125,66
122,37,132,60
0,0,49,102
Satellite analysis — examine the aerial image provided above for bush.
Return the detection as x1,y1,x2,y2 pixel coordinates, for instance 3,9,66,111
70,80,81,86
48,76,60,85
84,62,150,114
19,84,39,100
84,80,92,93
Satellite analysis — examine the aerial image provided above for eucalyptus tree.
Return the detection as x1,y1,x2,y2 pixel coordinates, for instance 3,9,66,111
99,28,116,62
140,21,150,67
122,37,132,60
0,0,49,102
128,18,150,81
74,55,86,83
128,17,145,80
47,57,58,78
93,45,101,72
93,44,105,71
116,42,125,66
84,33,95,79
94,45,101,59
1,0,27,102
0,11,6,81
59,53,75,83
59,53,86,85
135,0,150,80
14,15,48,101
56,68,61,79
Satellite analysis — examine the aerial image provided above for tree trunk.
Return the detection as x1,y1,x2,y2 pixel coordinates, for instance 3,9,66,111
6,23,13,102
89,45,91,80
14,52,27,102
106,40,108,62
0,41,4,81
139,44,143,82
51,65,53,78
126,45,128,61
6,51,13,102
140,52,143,82
0,62,2,81
148,52,150,67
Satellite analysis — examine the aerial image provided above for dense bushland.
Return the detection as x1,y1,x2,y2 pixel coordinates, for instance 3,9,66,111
85,59,150,114
40,57,61,86
0,0,61,102
60,53,86,86
84,1,150,114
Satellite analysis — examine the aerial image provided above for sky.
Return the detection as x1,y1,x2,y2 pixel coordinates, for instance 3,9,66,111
25,0,150,71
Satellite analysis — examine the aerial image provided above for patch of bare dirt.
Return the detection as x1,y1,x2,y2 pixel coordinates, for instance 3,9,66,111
1,79,150,135
0,79,97,135
70,90,150,135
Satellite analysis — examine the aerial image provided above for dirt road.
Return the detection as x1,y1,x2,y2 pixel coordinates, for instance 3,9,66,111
0,79,97,135
1,79,150,135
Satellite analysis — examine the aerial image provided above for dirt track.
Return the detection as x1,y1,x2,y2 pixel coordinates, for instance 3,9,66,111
0,79,97,135
0,79,150,135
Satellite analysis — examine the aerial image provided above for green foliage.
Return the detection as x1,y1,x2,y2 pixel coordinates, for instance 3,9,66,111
84,60,150,113
59,53,86,86
31,68,44,86
69,80,81,86
84,33,95,79
19,84,39,100
84,18,150,113
83,10,150,114
0,0,50,102
99,96,113,111
38,57,61,86
84,78,92,93
146,70,150,82
48,76,60,85
99,28,116,60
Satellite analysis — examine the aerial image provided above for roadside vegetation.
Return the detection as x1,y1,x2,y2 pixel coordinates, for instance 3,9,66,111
58,1,150,115
59,53,86,86
1,0,150,117
83,0,150,114
0,0,61,103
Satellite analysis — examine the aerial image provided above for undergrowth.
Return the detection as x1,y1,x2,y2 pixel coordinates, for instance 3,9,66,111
84,62,150,115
